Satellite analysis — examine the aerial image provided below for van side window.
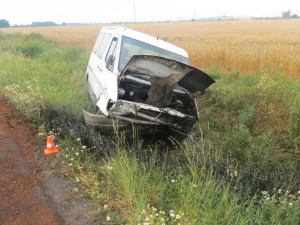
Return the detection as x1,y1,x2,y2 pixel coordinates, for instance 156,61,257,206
105,37,118,72
93,32,105,54
97,33,112,59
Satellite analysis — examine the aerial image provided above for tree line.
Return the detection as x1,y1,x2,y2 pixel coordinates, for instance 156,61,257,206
0,19,10,28
0,10,299,28
282,10,299,18
0,20,67,28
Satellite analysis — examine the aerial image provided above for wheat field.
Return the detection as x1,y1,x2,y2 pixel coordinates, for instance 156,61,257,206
1,19,300,77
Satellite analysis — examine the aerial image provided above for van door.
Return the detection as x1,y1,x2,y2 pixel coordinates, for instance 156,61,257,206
87,32,112,105
96,36,119,115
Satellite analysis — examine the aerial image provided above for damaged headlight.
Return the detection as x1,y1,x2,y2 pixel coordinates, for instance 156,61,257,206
110,101,137,116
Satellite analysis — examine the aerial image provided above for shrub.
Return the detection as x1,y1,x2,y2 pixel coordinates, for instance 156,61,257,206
17,39,44,57
23,32,45,41
16,33,46,57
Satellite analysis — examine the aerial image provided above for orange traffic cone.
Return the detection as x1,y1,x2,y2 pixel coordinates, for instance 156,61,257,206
44,136,59,155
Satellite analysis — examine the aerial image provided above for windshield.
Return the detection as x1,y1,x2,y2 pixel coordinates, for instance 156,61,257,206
118,36,190,72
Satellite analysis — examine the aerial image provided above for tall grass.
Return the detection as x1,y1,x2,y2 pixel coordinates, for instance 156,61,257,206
0,32,92,137
0,32,300,224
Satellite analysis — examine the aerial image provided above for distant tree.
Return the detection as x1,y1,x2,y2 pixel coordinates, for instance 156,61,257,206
31,21,58,27
0,19,10,28
282,10,291,18
291,14,299,18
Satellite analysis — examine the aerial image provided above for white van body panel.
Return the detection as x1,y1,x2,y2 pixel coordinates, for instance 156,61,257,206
87,32,120,114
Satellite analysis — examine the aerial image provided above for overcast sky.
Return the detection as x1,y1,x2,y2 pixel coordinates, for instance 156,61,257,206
1,0,300,25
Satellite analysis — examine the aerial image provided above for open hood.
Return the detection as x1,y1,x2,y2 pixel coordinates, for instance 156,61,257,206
120,55,215,98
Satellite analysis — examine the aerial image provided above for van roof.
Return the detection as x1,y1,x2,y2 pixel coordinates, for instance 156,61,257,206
101,26,189,58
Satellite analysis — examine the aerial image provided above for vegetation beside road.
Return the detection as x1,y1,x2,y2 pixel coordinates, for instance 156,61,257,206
0,32,299,224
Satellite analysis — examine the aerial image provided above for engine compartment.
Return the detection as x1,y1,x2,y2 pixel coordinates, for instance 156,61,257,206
117,72,198,120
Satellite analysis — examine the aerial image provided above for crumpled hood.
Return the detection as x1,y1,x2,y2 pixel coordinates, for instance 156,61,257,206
120,55,215,97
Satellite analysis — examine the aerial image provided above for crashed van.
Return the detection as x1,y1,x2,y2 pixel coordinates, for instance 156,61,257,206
84,26,215,140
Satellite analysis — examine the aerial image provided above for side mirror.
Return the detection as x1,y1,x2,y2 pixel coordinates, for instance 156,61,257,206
106,55,114,68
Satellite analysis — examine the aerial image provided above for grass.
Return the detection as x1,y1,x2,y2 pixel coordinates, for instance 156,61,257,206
0,31,300,224
0,32,92,134
1,19,300,78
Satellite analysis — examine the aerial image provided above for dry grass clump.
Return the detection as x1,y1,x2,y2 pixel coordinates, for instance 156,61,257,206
1,19,300,77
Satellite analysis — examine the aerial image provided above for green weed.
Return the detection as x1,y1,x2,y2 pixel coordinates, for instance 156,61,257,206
16,33,47,57
289,94,300,144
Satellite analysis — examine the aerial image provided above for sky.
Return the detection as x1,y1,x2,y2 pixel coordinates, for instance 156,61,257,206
1,0,300,25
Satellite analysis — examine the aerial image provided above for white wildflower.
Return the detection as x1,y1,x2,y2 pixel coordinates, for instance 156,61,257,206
106,216,110,221
234,170,238,177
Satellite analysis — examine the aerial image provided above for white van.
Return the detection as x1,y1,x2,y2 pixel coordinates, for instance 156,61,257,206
84,26,215,140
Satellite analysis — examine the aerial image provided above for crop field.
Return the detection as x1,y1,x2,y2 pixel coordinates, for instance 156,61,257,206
1,19,300,78
0,20,300,224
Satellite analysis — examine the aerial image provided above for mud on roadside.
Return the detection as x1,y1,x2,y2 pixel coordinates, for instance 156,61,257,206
0,93,103,225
